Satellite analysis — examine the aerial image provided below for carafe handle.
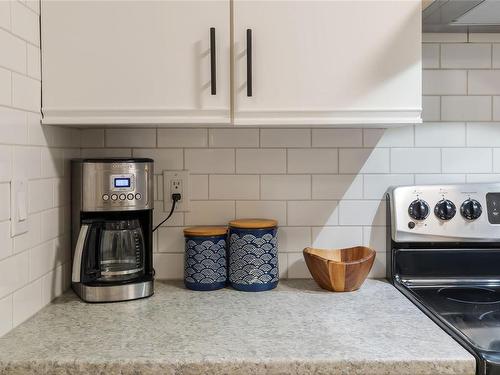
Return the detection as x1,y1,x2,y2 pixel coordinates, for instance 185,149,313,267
72,224,90,283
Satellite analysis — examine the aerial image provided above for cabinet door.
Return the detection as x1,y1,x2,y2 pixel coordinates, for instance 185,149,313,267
42,1,230,125
233,0,421,126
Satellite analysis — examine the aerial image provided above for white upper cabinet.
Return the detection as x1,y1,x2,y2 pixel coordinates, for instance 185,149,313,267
41,0,421,127
232,0,422,126
41,1,231,125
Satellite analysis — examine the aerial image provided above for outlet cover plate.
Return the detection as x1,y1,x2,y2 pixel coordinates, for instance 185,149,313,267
163,170,190,212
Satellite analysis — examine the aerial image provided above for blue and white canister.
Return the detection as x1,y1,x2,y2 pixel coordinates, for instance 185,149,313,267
228,219,279,292
183,227,228,291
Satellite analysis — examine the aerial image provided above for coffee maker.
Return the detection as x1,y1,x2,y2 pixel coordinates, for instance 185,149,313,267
71,158,154,302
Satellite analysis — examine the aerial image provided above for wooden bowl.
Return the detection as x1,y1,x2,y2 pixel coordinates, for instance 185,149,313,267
303,246,376,292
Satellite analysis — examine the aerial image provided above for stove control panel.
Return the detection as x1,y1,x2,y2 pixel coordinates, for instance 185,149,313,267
389,183,500,242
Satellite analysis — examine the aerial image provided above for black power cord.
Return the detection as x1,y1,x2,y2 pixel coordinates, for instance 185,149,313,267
152,193,181,232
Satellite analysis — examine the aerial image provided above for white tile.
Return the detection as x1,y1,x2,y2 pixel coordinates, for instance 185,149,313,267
339,148,389,174
12,279,42,326
41,264,64,305
185,149,234,174
158,128,207,148
0,251,29,299
153,206,183,228
133,148,183,171
287,253,311,279
311,129,362,147
338,200,385,226
0,295,12,337
80,129,104,148
0,183,10,221
442,148,492,173
12,146,40,179
40,207,63,241
441,44,491,69
278,227,310,253
27,113,45,146
11,1,39,45
422,33,467,43
25,0,40,15
495,149,500,173
51,127,80,148
414,174,466,184
153,253,183,279
363,127,414,148
209,129,258,148
261,175,310,200
368,252,386,279
190,175,208,200
28,179,53,213
442,96,492,122
29,240,54,281
26,44,40,79
278,252,287,279
415,122,466,147
363,174,413,200
422,44,439,69
157,227,185,253
312,174,363,200
260,129,310,148
0,2,10,29
495,97,500,121
209,175,259,200
467,123,500,147
105,129,156,148
0,145,12,182
494,45,500,68
467,174,500,183
0,107,28,145
81,148,131,158
311,226,363,249
13,212,40,254
185,201,234,225
470,33,500,43
53,178,69,207
12,73,40,112
40,148,63,178
391,148,441,173
235,201,287,226
469,71,500,95
0,220,12,261
288,149,338,174
0,67,11,106
363,226,386,253
288,201,338,226
0,29,26,72
422,96,441,121
236,149,286,174
422,70,467,95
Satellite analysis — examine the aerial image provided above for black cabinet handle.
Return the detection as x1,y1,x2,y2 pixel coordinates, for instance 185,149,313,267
246,29,252,97
210,27,216,95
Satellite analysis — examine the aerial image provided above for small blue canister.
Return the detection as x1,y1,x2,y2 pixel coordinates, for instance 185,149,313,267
228,219,279,292
183,226,228,291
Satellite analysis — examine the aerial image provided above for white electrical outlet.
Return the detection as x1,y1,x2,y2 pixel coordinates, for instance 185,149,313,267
163,170,190,212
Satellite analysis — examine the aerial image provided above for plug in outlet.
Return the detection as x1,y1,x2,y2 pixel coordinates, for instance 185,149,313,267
163,170,190,212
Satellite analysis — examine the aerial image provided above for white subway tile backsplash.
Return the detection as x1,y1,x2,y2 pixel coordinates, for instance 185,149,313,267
40,207,63,241
278,253,288,279
288,149,338,173
422,96,441,121
0,295,12,337
470,33,500,43
312,174,363,200
363,127,414,148
0,107,28,145
80,129,104,148
13,213,40,254
288,201,338,226
338,200,385,226
260,129,310,148
153,253,184,280
28,179,53,213
105,129,156,148
185,201,234,225
495,97,500,121
11,1,39,45
158,128,207,148
157,227,185,253
12,279,42,326
442,148,492,173
422,44,439,69
363,226,386,253
441,44,491,69
81,148,131,158
0,67,11,106
312,129,362,147
0,30,26,73
190,175,209,200
41,264,64,306
363,174,413,200
415,122,466,147
186,149,234,173
236,201,287,225
493,149,500,173
26,44,40,80
415,174,466,184
12,73,40,112
494,45,500,68
466,174,500,183
40,147,63,178
0,251,29,299
261,175,310,200
339,148,389,174
287,253,311,279
368,252,386,278
0,221,12,261
422,33,467,43
209,175,259,200
236,149,286,174
423,70,467,95
311,226,363,249
0,183,10,221
209,129,258,148
0,2,10,30
29,241,54,281
467,123,500,147
0,145,12,182
442,96,492,122
468,71,500,95
278,227,311,253
133,148,183,171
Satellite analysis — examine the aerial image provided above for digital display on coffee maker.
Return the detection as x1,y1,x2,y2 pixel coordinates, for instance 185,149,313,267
114,178,131,188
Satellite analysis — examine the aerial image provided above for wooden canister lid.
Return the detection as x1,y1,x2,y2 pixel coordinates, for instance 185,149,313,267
229,218,278,229
183,226,227,237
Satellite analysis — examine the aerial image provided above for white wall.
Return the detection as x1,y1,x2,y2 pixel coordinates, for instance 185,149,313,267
0,0,79,337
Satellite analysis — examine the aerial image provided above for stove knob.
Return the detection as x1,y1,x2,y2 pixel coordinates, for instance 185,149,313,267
460,199,482,220
434,199,456,221
408,199,430,220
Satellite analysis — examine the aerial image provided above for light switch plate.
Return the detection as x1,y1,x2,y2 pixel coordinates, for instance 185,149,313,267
163,170,190,212
10,179,28,237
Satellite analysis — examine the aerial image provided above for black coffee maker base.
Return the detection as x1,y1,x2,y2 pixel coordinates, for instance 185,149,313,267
72,280,154,303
